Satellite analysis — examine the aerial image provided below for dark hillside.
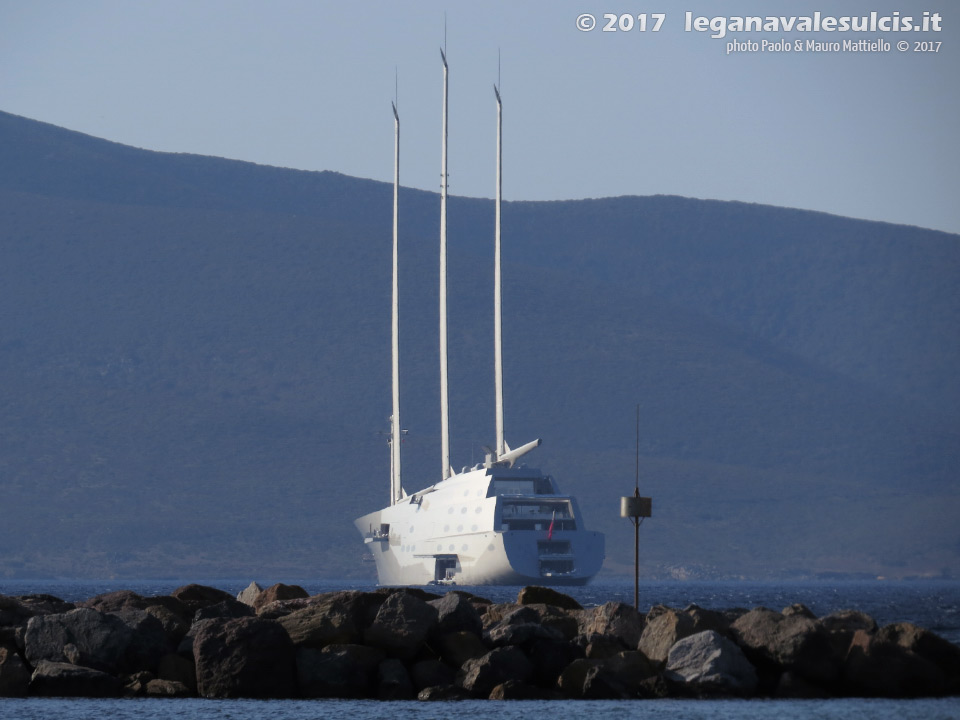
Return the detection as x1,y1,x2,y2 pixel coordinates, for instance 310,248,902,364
0,110,957,580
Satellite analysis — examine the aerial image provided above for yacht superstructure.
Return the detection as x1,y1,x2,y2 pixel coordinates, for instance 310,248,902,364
354,52,605,586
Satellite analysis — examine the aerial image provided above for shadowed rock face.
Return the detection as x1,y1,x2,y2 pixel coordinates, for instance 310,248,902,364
193,616,297,698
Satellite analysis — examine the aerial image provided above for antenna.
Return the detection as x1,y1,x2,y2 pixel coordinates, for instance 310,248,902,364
494,80,505,459
439,43,451,480
390,91,402,505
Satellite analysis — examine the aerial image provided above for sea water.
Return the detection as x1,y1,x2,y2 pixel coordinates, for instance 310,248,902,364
2,579,959,719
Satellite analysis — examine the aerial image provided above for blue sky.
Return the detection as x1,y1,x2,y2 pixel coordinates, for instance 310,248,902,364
2,0,957,233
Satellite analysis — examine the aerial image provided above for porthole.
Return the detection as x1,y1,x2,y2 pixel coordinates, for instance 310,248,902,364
444,524,450,533
460,507,467,514
448,544,455,552
471,524,478,532
457,525,463,532
475,507,482,514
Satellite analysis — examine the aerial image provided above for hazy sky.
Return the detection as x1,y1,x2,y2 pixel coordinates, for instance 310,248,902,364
2,0,957,233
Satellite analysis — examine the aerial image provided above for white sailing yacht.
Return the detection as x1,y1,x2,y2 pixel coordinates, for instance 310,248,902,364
354,52,605,586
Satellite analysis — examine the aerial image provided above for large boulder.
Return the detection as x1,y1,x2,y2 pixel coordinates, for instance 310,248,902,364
517,586,583,611
279,590,384,648
24,607,134,674
483,605,562,647
111,608,169,672
171,585,234,616
364,591,438,661
556,651,658,699
844,623,960,697
29,659,123,697
457,646,532,697
297,643,385,698
578,602,645,650
666,629,758,696
730,607,840,688
429,592,483,636
14,595,75,617
637,606,696,663
820,609,878,657
0,647,30,697
193,616,297,698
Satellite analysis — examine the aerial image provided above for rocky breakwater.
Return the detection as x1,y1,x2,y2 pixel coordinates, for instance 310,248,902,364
1,583,959,700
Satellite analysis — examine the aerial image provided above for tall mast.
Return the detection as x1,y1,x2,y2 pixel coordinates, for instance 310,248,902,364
494,83,505,460
439,47,451,479
390,99,402,504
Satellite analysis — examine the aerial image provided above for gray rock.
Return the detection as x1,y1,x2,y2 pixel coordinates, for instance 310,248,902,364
666,629,758,696
429,591,483,636
278,590,384,648
457,646,532,697
296,643,385,698
193,616,297,698
0,647,30,697
29,659,123,697
236,582,263,607
578,602,645,650
25,607,134,674
364,591,438,661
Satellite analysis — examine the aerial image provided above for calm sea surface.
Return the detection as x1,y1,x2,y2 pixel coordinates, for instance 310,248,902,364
2,579,959,719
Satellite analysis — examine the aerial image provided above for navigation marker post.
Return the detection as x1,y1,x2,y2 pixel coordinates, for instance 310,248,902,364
620,404,652,610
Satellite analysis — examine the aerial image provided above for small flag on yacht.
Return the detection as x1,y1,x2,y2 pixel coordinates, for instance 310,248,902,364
547,510,556,540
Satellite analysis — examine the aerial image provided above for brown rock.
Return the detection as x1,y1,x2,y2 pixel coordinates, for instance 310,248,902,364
579,602,645,650
253,583,309,613
844,623,959,697
638,606,696,663
730,607,840,688
171,585,234,616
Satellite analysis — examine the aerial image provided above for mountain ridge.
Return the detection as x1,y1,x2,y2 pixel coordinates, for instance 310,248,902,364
1,109,957,580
